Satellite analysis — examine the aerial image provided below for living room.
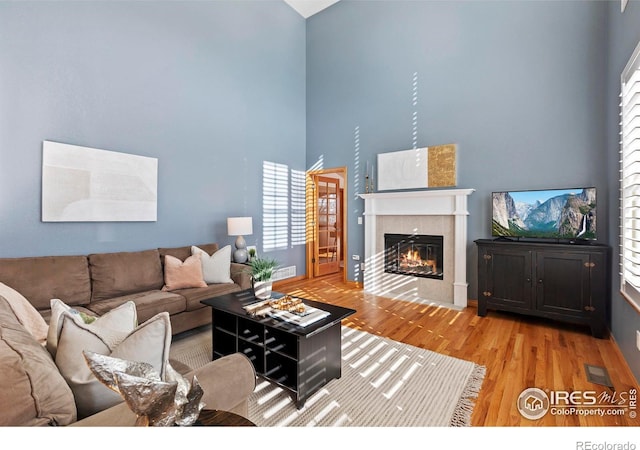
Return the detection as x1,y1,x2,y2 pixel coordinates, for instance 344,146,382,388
0,0,639,444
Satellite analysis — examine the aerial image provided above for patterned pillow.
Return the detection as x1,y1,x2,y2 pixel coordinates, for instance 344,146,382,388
47,299,137,359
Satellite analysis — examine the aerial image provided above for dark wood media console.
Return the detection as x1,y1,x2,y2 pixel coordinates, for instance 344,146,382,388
201,290,355,408
475,239,611,338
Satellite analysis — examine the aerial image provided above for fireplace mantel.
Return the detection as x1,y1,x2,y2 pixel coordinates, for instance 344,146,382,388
359,188,475,308
359,188,475,216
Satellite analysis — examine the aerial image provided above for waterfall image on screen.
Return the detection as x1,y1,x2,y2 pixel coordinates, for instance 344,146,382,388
492,187,596,240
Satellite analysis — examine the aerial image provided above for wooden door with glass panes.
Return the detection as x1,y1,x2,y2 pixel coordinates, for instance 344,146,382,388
314,176,340,277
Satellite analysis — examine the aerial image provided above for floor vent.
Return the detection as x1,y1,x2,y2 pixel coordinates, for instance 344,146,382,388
272,265,296,281
584,364,614,388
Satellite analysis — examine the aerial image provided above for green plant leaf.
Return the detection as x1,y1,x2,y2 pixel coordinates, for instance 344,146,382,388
246,257,280,282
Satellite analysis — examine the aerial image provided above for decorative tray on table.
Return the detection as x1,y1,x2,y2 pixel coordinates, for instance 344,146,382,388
243,295,330,327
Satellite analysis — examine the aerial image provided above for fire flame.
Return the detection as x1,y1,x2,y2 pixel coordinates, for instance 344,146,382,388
404,250,421,262
400,249,436,272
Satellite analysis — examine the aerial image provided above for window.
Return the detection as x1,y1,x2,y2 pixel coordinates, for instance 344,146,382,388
290,169,306,246
263,161,289,252
620,40,640,312
262,162,307,253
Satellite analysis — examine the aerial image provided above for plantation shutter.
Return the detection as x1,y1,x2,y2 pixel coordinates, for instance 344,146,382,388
290,169,306,246
620,40,640,309
263,161,289,252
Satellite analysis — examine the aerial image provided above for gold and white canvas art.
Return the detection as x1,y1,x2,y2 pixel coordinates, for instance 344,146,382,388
42,141,158,222
377,144,456,191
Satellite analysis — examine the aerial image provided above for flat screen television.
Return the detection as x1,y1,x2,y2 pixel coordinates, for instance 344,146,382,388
492,187,597,241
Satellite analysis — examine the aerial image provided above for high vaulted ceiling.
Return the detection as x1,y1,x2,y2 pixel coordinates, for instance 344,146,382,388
284,0,341,18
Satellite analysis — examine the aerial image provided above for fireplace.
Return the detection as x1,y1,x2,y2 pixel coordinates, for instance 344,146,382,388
359,188,474,308
384,233,443,280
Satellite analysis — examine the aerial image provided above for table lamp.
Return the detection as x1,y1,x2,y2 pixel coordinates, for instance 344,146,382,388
227,217,253,263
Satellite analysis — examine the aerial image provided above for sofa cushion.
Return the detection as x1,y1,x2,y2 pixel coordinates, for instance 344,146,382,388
87,290,186,324
162,254,207,291
0,282,49,344
89,249,164,302
0,255,91,311
159,243,219,264
47,299,138,360
175,283,242,312
55,310,172,419
0,296,76,426
191,245,234,284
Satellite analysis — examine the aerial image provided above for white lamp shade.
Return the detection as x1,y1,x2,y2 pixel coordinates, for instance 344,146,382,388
227,217,253,236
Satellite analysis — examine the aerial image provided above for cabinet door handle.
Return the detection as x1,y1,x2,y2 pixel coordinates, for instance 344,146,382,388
538,279,543,284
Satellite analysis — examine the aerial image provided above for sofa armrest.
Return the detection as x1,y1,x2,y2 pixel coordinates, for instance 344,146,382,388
230,263,252,290
188,352,256,414
71,353,256,426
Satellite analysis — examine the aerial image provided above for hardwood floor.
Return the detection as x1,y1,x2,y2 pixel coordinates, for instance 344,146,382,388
274,272,640,427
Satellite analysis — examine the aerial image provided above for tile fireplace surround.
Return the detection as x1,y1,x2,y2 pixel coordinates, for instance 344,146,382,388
359,188,475,309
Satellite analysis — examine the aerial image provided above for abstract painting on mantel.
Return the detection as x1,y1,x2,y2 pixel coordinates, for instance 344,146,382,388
42,141,158,222
377,144,457,191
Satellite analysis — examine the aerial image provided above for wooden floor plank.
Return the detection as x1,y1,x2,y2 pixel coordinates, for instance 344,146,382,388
275,272,640,426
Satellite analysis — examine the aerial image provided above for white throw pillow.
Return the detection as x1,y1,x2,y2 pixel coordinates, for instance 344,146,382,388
47,299,137,359
55,311,172,419
0,282,49,345
191,245,233,284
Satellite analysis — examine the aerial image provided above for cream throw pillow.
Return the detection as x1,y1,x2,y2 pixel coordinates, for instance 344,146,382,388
54,310,172,419
47,299,137,359
191,244,233,284
0,282,49,345
162,253,207,290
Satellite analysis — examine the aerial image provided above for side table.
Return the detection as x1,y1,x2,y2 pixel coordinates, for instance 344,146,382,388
195,409,256,426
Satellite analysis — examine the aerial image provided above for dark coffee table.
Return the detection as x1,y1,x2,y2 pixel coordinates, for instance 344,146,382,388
201,290,356,409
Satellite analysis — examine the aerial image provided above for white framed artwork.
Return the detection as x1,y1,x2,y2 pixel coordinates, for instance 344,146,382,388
42,141,158,222
377,148,428,191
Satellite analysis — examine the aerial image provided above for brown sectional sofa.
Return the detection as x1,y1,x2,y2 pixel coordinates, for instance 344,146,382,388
0,243,252,335
0,243,257,426
0,294,256,426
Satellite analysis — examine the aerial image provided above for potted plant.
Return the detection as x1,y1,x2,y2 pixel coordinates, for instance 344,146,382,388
248,257,279,299
247,247,257,262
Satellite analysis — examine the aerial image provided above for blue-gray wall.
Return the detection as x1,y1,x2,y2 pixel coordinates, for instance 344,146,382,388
0,1,306,271
607,0,640,383
307,0,609,286
308,0,637,382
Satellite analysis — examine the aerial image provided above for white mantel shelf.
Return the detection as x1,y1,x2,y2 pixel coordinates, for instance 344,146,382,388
358,188,475,308
358,188,475,216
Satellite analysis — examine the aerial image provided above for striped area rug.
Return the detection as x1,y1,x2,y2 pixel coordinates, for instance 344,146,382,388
170,325,486,427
